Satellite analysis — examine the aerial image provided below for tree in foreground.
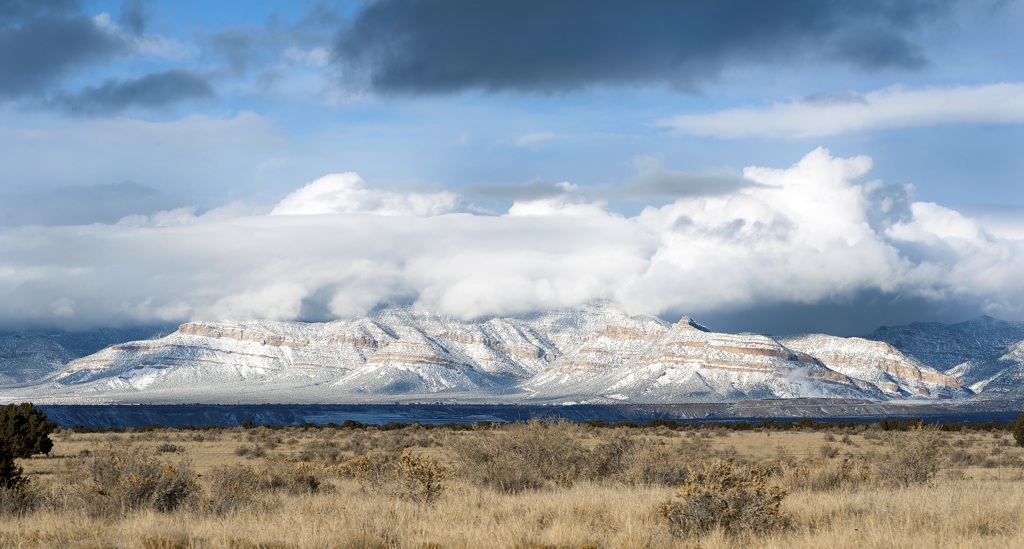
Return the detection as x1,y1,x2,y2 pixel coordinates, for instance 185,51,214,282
1013,412,1024,447
1,402,56,494
0,403,57,459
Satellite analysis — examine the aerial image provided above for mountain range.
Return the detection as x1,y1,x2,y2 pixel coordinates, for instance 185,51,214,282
1,303,1022,406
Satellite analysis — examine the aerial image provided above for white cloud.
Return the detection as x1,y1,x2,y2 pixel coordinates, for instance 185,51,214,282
270,173,459,216
658,83,1024,138
1,148,1022,330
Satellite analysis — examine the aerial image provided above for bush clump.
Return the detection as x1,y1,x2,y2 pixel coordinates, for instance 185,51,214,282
452,418,589,493
660,460,789,537
342,449,450,504
74,445,200,515
873,425,944,487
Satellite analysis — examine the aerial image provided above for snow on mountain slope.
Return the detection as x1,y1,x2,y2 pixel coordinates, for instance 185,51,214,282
527,317,873,403
779,334,968,398
4,306,1022,404
0,332,72,385
961,341,1024,396
865,316,1024,392
1,327,169,386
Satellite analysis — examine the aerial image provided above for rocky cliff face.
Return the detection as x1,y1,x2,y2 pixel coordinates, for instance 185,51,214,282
5,306,1024,404
779,335,967,398
865,316,1024,394
528,318,871,403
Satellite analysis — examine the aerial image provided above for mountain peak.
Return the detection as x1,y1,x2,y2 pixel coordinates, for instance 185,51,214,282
674,316,711,332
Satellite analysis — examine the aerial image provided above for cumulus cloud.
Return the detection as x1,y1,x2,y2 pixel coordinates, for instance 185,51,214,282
1,148,1022,333
270,173,460,216
333,0,962,95
659,83,1024,138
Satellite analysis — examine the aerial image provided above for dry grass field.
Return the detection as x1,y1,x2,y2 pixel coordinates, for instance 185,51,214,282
3,418,1024,548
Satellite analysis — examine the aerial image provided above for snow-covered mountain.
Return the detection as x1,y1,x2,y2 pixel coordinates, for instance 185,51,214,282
3,304,1018,405
779,335,967,399
0,327,169,387
864,316,1024,394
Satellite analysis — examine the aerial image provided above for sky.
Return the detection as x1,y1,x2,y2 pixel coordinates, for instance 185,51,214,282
1,0,1023,336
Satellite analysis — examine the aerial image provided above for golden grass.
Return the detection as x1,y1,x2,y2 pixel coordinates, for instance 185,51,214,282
4,422,1023,548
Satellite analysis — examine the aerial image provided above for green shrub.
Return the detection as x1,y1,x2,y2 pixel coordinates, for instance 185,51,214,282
660,460,789,537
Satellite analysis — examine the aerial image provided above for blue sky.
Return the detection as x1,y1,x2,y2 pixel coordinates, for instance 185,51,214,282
1,0,1022,334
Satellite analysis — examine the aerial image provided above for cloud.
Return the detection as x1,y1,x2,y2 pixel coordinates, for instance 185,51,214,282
659,82,1024,138
0,181,184,226
118,0,147,35
333,0,961,95
0,1,216,115
270,173,460,216
0,12,129,98
49,69,215,115
623,155,755,199
1,148,1022,333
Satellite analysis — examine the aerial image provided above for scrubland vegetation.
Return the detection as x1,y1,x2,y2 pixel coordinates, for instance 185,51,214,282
2,415,1024,548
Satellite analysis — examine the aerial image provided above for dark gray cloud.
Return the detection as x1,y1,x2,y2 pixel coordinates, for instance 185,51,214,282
118,0,147,35
0,14,128,98
1,0,206,114
0,0,79,19
206,28,260,76
49,69,215,115
624,171,754,199
334,0,960,94
462,180,574,201
687,289,991,337
0,182,184,227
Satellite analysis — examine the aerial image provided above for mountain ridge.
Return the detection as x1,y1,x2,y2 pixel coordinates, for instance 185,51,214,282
2,305,1020,405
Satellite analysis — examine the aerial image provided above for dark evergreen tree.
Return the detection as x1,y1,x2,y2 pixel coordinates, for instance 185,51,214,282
0,440,23,490
1012,412,1024,447
0,403,57,458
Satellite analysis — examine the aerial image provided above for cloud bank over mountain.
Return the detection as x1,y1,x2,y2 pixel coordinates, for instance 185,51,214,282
2,148,1020,333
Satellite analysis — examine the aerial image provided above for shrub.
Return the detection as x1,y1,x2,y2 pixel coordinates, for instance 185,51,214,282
155,443,183,454
76,445,200,515
873,425,944,487
203,459,324,515
452,418,589,493
614,438,697,486
784,457,872,492
396,449,450,504
203,464,263,514
660,460,789,537
342,450,450,504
